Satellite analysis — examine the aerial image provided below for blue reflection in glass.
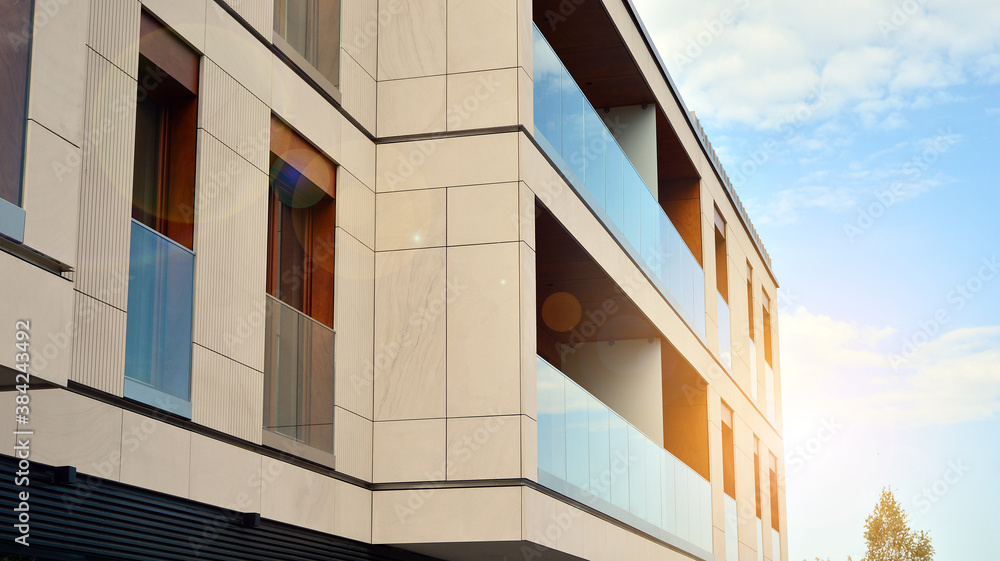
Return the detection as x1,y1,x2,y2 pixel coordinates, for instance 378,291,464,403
622,164,642,250
531,26,708,339
533,31,562,150
628,425,647,520
124,221,194,402
640,189,661,278
537,358,567,479
583,110,607,206
588,394,611,503
603,144,625,232
536,356,714,549
561,67,586,183
609,412,630,510
565,381,591,492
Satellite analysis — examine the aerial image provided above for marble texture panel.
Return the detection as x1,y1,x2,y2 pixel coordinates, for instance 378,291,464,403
374,248,447,420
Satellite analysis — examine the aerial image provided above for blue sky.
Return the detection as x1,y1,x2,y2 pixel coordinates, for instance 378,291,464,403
632,0,1000,559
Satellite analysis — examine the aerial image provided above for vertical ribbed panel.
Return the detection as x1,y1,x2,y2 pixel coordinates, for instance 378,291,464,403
191,344,264,443
191,132,268,371
341,0,377,76
70,291,127,396
199,59,270,172
75,50,137,312
334,229,374,419
334,406,373,481
339,51,376,133
88,0,140,77
335,168,375,249
219,0,273,38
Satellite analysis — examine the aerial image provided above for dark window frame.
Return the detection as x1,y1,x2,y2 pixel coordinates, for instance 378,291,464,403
0,0,34,243
265,115,337,328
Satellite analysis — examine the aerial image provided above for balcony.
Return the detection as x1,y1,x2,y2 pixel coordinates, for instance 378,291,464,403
263,295,336,455
537,356,713,554
124,220,195,418
532,25,706,339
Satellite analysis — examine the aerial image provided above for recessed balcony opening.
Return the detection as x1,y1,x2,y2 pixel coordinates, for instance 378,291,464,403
533,0,702,264
534,202,712,551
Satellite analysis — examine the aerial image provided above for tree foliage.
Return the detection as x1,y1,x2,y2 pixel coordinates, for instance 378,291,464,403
862,487,933,561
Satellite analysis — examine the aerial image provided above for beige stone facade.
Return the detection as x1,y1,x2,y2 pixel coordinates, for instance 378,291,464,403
0,1,785,560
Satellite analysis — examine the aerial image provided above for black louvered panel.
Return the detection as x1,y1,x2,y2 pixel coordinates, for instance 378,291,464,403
0,455,433,561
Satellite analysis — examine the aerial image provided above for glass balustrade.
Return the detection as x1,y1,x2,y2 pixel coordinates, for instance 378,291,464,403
533,26,706,339
724,495,739,561
263,295,336,454
772,528,781,561
537,356,713,552
757,517,765,561
124,220,195,418
718,292,732,370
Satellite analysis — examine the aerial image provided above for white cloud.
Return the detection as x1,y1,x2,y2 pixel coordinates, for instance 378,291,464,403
740,129,960,223
780,307,1000,427
633,0,1000,129
746,185,855,224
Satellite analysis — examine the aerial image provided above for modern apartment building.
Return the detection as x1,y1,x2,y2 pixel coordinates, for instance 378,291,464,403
0,1,786,560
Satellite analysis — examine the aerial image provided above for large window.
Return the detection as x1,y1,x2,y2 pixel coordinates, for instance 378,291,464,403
763,291,773,367
715,207,728,300
263,116,337,455
273,0,341,91
722,403,738,561
0,0,33,242
721,403,736,499
715,207,731,369
769,452,780,531
123,11,200,418
747,262,755,340
754,435,762,518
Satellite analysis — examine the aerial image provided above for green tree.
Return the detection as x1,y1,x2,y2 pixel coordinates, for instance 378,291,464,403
862,487,933,561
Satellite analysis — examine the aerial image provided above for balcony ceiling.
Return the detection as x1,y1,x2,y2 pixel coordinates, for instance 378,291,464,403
533,0,699,182
536,202,659,345
533,0,652,108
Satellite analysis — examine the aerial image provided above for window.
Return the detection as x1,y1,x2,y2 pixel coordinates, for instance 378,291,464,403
715,207,731,368
265,116,337,325
0,0,33,242
721,403,736,499
714,207,727,301
273,0,341,90
754,435,762,518
130,11,199,248
263,115,337,455
769,452,780,531
123,11,200,418
747,262,755,340
763,291,773,366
